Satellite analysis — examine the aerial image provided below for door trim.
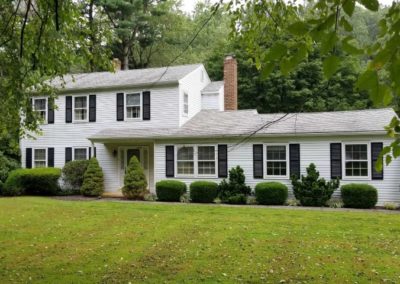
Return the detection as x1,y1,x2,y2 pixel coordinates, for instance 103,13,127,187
118,146,149,188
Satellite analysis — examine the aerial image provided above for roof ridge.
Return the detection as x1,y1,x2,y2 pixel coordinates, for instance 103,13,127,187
258,108,394,116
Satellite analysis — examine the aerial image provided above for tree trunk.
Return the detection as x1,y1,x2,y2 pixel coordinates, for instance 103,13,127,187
122,43,129,70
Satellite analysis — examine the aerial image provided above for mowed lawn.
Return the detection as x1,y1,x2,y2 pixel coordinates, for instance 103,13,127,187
1,198,400,283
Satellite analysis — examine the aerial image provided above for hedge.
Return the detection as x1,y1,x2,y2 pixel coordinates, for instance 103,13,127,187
156,180,186,202
190,181,218,203
255,182,288,205
62,160,89,191
2,168,61,196
341,183,378,209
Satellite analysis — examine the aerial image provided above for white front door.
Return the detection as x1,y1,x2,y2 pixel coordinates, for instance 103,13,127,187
119,146,149,188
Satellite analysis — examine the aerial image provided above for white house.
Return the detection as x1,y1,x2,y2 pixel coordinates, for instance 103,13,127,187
20,56,400,205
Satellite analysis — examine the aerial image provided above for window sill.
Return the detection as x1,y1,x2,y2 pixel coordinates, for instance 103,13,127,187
125,118,143,121
175,175,218,179
264,175,289,180
342,177,371,181
73,120,89,124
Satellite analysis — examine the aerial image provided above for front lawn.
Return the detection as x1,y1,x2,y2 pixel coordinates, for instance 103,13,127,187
0,197,399,283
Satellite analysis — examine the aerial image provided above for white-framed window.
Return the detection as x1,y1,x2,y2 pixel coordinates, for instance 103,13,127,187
34,148,47,168
73,96,88,122
126,93,141,119
73,147,88,160
198,146,216,175
33,98,47,123
176,145,217,177
344,143,370,178
177,146,195,175
183,93,189,116
265,144,288,178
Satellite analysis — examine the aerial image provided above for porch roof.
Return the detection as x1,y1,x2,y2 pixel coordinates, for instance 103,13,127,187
89,108,395,142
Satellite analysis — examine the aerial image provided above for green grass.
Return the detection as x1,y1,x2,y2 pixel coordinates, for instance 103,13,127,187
0,197,400,283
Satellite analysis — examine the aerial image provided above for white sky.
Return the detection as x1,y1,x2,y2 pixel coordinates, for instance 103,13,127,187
181,0,396,13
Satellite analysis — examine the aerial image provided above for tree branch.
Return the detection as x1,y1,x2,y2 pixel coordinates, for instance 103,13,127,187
20,0,32,58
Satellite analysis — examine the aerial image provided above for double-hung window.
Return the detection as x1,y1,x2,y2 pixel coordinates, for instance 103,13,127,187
34,148,47,168
265,145,288,177
74,96,88,121
74,148,88,160
177,146,194,175
344,144,369,177
126,93,141,119
198,146,216,175
176,145,216,177
183,93,189,116
33,98,47,122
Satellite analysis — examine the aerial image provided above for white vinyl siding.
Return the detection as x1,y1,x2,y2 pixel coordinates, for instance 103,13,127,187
33,98,47,123
33,148,47,168
73,96,88,122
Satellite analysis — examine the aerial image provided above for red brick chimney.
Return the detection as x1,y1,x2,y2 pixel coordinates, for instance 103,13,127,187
223,55,238,111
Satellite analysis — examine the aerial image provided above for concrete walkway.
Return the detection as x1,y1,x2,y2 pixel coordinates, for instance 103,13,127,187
52,196,400,214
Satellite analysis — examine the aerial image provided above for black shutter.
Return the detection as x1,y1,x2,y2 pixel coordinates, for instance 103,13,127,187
218,144,228,178
89,95,96,122
166,146,174,177
289,144,300,178
26,148,32,169
66,96,72,123
65,147,72,163
142,91,151,120
48,97,54,124
116,93,124,121
253,144,264,178
48,148,54,167
371,142,384,180
330,143,342,179
94,147,96,157
89,147,92,159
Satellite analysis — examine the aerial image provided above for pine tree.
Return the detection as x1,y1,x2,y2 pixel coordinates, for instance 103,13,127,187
122,156,148,200
81,157,104,197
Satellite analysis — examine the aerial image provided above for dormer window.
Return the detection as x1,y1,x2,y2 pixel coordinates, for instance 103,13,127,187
33,98,47,122
183,93,188,116
73,96,88,122
126,93,141,119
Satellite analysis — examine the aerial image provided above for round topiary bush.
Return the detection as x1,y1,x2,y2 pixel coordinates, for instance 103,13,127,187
122,156,148,200
156,180,186,202
81,158,104,197
341,183,378,208
255,182,288,205
190,181,218,203
62,160,89,191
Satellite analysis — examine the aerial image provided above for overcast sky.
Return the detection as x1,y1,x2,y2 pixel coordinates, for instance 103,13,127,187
181,0,396,13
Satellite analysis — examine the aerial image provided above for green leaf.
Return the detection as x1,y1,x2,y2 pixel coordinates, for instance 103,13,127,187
385,154,392,166
266,43,288,61
323,55,340,79
392,145,400,158
356,69,378,92
380,84,393,106
342,0,356,16
342,39,363,55
321,32,338,54
358,0,379,11
260,62,275,80
287,22,309,36
292,43,308,65
340,17,353,32
280,57,297,76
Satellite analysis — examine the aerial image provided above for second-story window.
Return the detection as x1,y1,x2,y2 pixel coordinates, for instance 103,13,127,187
183,93,189,115
126,93,141,119
33,98,47,122
74,96,88,121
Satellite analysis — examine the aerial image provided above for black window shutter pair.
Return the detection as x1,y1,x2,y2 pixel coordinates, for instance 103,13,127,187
116,91,151,121
330,143,383,179
165,145,228,178
253,144,300,179
66,95,96,123
25,148,54,168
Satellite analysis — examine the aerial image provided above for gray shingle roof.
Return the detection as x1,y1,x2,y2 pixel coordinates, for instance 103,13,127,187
89,108,396,141
202,81,224,93
51,64,202,92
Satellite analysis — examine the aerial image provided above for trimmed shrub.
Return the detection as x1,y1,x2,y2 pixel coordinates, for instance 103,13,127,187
226,194,247,204
291,163,339,206
190,181,218,203
255,182,288,205
62,160,89,191
3,168,61,196
156,180,186,202
81,158,104,197
218,166,251,203
341,183,378,209
0,151,20,184
122,156,148,200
